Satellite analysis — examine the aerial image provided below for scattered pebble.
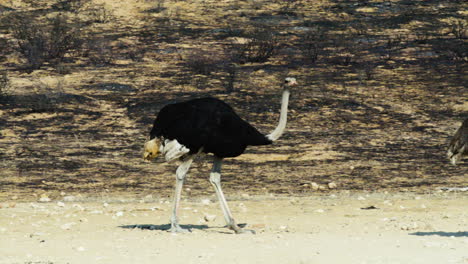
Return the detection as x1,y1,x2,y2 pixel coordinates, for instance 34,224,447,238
238,203,247,212
241,193,250,199
90,210,103,214
204,214,216,222
72,204,84,211
399,222,418,230
328,182,337,189
61,222,76,230
75,246,86,252
357,196,366,201
103,202,109,207
63,196,76,202
57,202,65,207
115,211,124,217
383,200,393,206
38,196,51,203
315,209,325,213
30,203,44,209
310,182,319,191
201,199,211,205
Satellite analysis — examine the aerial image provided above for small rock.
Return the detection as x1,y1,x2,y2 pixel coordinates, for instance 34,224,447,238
204,214,216,222
72,204,84,210
315,209,325,213
90,210,103,214
357,196,366,201
30,203,44,209
383,200,393,205
115,211,124,217
63,196,76,202
201,199,211,205
318,185,326,191
9,202,16,208
103,202,109,207
11,196,18,200
328,182,337,189
310,182,319,191
76,246,86,252
61,222,76,230
57,202,65,207
241,193,250,199
238,203,247,212
38,196,51,203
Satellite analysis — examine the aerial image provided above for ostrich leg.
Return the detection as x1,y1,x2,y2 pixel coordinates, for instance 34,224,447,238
209,157,255,234
169,157,193,233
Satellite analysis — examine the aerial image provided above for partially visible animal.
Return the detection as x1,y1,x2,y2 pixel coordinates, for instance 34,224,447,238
143,77,297,234
447,118,468,165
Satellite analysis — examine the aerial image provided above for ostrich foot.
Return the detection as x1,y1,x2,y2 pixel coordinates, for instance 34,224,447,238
234,228,256,234
169,224,190,233
228,223,256,234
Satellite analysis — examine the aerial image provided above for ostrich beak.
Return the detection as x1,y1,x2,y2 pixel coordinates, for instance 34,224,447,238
143,138,161,161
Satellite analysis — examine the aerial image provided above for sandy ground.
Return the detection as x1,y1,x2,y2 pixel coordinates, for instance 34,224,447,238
1,191,467,264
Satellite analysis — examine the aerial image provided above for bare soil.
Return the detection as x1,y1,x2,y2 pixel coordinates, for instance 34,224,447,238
1,192,467,264
0,0,467,263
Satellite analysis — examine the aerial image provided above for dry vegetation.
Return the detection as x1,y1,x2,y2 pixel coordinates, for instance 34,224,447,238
0,0,467,201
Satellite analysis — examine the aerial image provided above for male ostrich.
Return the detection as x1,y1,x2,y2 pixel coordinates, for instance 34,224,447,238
447,118,468,165
143,77,297,234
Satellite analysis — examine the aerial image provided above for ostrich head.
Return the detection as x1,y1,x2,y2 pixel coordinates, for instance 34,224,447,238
143,138,161,161
284,77,297,89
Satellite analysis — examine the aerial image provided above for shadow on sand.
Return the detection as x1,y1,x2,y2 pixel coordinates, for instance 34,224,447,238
409,231,468,237
119,224,210,231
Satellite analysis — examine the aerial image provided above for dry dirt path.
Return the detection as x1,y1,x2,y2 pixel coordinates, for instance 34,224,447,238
1,191,467,264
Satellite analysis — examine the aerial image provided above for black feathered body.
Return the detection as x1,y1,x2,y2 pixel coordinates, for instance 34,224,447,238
150,97,272,158
448,118,468,164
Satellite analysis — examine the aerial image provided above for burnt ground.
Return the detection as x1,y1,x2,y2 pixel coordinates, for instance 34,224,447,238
0,0,467,201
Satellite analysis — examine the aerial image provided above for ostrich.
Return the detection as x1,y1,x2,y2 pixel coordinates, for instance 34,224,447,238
447,118,468,165
143,77,297,234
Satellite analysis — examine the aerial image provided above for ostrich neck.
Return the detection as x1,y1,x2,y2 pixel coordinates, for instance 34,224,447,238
266,88,290,141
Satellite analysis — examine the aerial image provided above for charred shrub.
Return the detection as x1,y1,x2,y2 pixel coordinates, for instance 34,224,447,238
8,13,82,70
231,27,279,64
184,50,220,75
300,26,328,64
83,37,115,66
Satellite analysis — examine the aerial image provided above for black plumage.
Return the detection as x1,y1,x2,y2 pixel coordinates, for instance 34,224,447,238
448,118,468,165
150,97,272,158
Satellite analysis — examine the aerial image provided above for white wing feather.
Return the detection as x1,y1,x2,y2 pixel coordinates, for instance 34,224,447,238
161,139,190,162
